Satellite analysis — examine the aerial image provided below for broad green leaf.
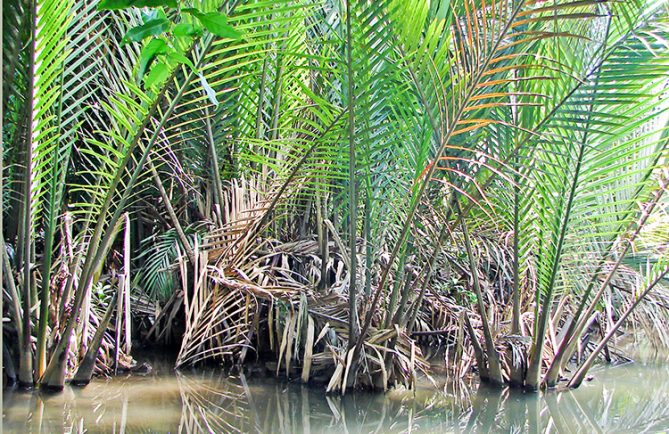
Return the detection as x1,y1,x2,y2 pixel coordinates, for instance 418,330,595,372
133,0,177,7
138,38,168,80
192,12,242,39
98,0,176,10
123,18,170,44
98,0,133,10
168,51,195,70
144,62,170,88
173,23,202,37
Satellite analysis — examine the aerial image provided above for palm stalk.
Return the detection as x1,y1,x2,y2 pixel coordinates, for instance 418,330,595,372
17,0,37,388
204,105,227,223
524,128,587,391
345,0,360,389
36,64,72,380
461,210,503,385
71,293,118,386
148,156,195,264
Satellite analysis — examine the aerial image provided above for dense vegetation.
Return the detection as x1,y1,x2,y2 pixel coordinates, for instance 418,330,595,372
2,0,669,394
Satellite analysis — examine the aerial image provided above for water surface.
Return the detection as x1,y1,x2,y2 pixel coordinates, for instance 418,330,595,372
4,358,669,433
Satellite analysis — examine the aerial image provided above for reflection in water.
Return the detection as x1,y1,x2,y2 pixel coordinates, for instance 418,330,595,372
4,362,669,433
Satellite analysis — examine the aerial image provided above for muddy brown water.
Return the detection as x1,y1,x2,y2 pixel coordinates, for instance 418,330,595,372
3,354,669,433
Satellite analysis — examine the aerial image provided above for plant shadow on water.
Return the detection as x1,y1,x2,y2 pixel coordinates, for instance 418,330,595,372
4,361,669,433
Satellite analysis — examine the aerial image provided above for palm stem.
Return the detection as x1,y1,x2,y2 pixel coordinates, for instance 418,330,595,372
569,265,669,388
18,0,37,387
345,0,360,389
204,105,227,223
461,209,503,385
524,128,586,391
148,156,195,264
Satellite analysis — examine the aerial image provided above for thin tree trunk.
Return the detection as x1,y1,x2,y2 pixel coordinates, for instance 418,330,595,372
508,149,525,387
511,156,521,334
18,0,37,388
344,0,359,390
37,65,69,380
123,213,132,354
